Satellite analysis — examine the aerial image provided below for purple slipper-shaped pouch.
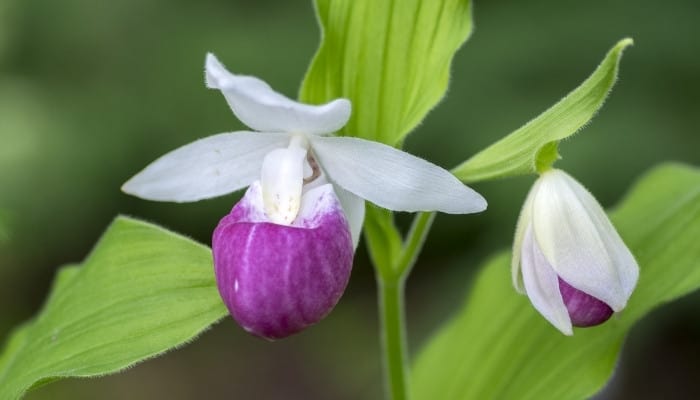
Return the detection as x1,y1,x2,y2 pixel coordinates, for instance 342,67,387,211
213,181,353,340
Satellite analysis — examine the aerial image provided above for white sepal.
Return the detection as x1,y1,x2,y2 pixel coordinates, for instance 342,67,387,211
332,184,366,249
122,131,290,202
532,169,639,311
521,225,573,335
205,53,350,135
309,136,487,214
511,177,543,293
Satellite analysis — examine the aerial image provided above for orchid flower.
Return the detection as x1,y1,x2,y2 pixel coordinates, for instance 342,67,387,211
512,169,639,335
122,53,486,339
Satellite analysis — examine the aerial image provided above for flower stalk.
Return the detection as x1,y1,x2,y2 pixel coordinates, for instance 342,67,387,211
378,276,409,400
369,210,436,400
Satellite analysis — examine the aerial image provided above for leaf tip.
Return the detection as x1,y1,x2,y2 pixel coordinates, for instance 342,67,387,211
612,38,634,59
617,37,634,48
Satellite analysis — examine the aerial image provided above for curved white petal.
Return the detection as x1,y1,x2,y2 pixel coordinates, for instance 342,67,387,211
521,224,573,335
309,136,487,214
205,53,351,135
511,177,543,293
122,131,291,202
532,169,639,311
332,184,365,249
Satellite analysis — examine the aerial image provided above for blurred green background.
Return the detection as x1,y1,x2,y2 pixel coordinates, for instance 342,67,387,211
1,0,698,398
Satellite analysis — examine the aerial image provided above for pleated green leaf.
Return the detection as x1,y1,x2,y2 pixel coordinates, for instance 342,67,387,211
0,217,227,399
453,39,633,183
300,0,473,146
412,162,700,399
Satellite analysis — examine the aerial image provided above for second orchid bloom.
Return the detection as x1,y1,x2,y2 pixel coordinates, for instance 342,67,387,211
123,54,486,339
512,169,639,335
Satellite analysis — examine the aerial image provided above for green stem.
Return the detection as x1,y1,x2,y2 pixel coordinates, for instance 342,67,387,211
378,276,409,400
394,212,436,276
373,211,437,400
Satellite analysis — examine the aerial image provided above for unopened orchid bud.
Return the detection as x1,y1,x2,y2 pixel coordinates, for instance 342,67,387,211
512,169,639,335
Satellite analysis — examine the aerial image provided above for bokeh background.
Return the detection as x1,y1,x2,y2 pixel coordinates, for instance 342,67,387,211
1,0,698,398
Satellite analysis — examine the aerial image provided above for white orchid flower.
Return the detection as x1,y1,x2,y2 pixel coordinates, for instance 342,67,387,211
122,54,487,339
122,53,487,247
512,169,639,335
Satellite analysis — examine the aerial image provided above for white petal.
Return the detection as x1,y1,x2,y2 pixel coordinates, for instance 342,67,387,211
122,131,290,202
309,136,487,214
521,224,573,335
205,53,351,135
511,177,543,293
333,184,365,249
532,169,639,311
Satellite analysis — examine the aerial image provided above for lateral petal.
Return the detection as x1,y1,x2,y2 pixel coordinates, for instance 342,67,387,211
122,131,290,202
332,184,365,249
205,53,350,135
521,225,573,335
309,136,487,214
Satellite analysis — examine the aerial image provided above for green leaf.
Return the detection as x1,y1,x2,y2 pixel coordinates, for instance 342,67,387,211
453,38,633,183
300,0,473,146
0,216,227,399
412,162,700,399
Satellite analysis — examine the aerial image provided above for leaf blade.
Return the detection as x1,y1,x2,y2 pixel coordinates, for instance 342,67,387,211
0,217,227,399
300,0,473,146
453,39,633,183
